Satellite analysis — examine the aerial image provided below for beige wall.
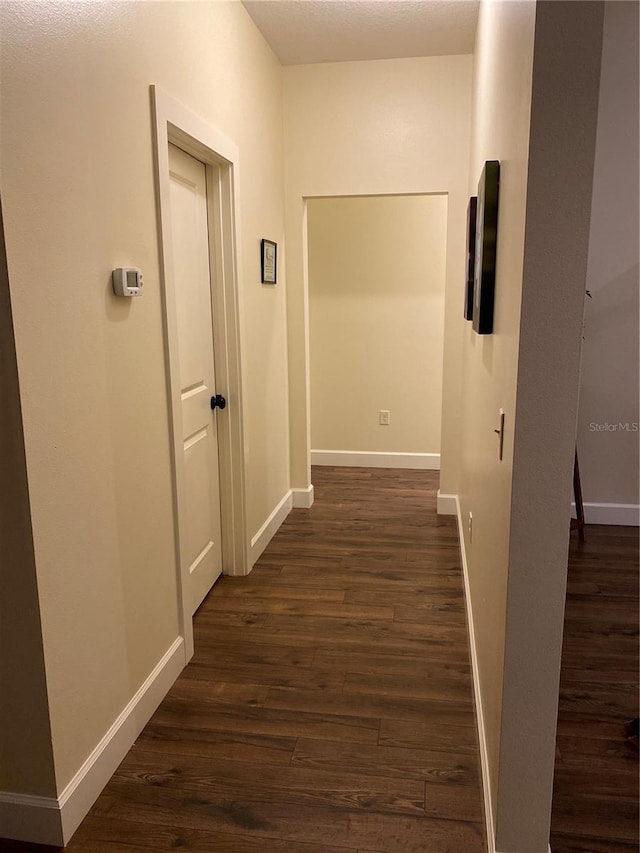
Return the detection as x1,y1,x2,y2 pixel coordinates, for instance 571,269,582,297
0,202,57,798
460,0,536,828
0,0,289,794
498,4,602,848
307,195,447,455
283,55,473,488
459,1,604,850
577,0,639,510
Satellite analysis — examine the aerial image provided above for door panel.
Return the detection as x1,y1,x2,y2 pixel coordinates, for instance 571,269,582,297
168,143,223,614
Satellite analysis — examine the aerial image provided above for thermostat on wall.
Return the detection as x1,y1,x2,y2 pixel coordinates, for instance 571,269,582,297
112,267,143,297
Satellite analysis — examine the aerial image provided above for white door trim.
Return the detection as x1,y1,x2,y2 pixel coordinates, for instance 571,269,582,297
151,86,248,660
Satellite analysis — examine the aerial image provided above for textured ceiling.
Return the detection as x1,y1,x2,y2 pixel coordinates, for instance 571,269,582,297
242,0,479,66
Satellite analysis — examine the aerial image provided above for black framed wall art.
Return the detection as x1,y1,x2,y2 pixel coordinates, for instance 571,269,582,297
261,238,277,284
472,160,500,335
464,196,477,321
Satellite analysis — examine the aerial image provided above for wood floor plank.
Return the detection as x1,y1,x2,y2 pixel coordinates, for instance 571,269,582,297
378,718,478,755
393,605,467,626
565,578,639,597
551,523,639,852
8,470,634,853
151,697,380,744
186,625,470,663
193,610,268,628
168,679,269,709
263,613,470,650
343,671,474,704
552,766,638,802
279,565,465,589
555,733,639,769
182,661,344,692
342,555,462,573
265,541,410,562
265,686,475,726
213,581,346,602
314,649,470,680
561,618,638,639
559,595,640,623
134,723,296,766
11,468,489,852
558,648,639,674
344,588,464,606
190,639,315,668
65,816,356,853
291,737,479,785
557,682,639,720
560,665,639,684
201,596,395,621
555,714,637,741
424,779,484,822
114,749,426,816
550,795,639,841
547,834,640,853
91,786,485,853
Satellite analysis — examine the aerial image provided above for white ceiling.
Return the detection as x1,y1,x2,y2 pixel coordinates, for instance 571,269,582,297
242,0,479,66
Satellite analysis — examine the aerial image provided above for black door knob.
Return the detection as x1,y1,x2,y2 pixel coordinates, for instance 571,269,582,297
210,394,227,411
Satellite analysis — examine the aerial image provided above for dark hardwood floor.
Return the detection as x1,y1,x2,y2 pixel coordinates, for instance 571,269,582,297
71,466,485,852
2,467,485,853
550,524,639,853
2,468,637,852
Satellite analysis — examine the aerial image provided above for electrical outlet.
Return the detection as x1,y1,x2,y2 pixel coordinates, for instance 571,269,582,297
468,512,473,542
379,410,390,426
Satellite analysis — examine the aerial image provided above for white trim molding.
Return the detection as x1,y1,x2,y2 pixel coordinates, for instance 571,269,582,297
292,484,315,508
311,450,440,470
151,84,248,658
0,792,62,846
454,495,496,853
58,636,184,842
250,491,293,566
250,484,315,567
437,490,458,515
454,494,558,853
0,637,184,846
571,501,639,526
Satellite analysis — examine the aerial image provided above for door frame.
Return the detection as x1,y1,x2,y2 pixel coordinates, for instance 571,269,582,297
151,85,248,660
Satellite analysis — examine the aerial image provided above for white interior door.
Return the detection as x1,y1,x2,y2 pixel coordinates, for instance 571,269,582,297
168,143,223,614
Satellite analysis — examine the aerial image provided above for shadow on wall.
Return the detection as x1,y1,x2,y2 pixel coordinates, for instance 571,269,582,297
578,263,640,507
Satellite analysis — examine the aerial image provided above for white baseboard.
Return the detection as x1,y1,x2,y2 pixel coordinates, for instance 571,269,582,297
455,497,555,853
437,490,457,515
454,495,496,853
292,484,314,509
0,791,63,846
571,501,639,526
250,490,293,565
311,450,440,470
0,636,185,846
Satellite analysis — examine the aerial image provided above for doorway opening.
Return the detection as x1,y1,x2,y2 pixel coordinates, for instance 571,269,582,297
305,193,448,474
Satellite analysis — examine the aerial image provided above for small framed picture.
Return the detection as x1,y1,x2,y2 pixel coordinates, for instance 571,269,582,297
261,239,277,284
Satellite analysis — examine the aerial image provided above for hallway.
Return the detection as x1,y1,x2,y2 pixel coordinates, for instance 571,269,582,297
62,467,485,852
